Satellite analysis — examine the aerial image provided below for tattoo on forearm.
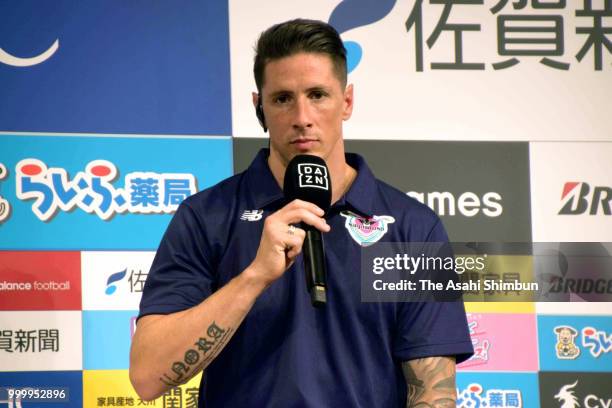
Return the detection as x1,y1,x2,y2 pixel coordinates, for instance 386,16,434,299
403,357,456,408
403,363,425,404
159,321,234,387
433,376,455,390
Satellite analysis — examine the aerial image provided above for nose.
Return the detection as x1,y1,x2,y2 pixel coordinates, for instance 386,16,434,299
292,96,313,130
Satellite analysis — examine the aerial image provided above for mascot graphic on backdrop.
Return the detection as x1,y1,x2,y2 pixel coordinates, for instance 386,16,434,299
554,326,581,360
341,211,395,246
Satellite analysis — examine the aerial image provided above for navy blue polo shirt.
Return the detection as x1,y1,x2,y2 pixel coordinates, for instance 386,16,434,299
139,149,473,408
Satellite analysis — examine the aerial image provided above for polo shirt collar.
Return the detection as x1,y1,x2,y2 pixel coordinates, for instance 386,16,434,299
245,149,377,217
337,152,377,218
246,149,284,210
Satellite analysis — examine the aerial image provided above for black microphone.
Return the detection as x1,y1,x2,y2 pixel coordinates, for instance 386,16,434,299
283,155,331,307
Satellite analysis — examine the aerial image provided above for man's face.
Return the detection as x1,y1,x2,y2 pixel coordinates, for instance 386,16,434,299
254,52,353,166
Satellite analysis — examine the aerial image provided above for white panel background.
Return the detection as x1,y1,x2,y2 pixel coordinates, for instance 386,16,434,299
529,142,612,242
230,0,612,141
0,311,82,371
537,302,612,315
81,251,154,311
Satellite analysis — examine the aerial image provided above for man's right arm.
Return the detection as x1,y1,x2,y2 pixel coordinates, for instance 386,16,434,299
129,199,329,401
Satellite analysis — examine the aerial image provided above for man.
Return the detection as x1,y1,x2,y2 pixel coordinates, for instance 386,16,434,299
130,19,473,407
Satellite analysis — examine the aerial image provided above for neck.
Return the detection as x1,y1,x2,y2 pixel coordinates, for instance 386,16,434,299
268,150,357,205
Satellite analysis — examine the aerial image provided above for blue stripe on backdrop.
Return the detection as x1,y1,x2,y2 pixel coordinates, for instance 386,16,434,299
82,310,138,370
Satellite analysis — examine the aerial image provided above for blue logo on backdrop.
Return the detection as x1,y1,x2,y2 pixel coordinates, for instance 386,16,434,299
105,269,127,295
0,1,231,134
0,135,232,250
15,158,197,221
328,0,397,73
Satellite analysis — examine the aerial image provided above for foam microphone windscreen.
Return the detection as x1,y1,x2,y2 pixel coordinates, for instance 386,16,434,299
283,155,332,212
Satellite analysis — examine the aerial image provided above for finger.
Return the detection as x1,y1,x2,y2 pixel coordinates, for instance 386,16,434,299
285,199,325,217
284,231,305,250
286,246,300,261
285,224,306,240
284,252,296,270
285,235,305,260
283,208,330,232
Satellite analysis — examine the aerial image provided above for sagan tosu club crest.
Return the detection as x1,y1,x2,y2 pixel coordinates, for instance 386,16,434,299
341,211,395,246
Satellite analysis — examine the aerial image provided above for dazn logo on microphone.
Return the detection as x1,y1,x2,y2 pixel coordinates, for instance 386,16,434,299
298,164,329,191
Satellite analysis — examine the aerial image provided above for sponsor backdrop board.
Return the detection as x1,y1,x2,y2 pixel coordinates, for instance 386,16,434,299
465,302,535,314
81,251,154,311
0,135,232,250
458,313,538,372
1,1,611,407
229,0,611,141
530,142,612,242
539,372,612,408
0,251,81,310
538,315,612,373
0,1,231,135
456,372,540,407
537,302,612,316
531,140,612,315
82,310,138,370
0,311,82,372
83,370,202,408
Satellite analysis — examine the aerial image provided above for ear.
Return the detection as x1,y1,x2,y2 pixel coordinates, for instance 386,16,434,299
252,92,260,109
342,83,354,121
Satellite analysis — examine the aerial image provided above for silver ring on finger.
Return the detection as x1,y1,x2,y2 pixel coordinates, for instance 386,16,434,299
287,224,296,236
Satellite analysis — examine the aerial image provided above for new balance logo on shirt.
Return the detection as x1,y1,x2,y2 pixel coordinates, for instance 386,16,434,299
240,210,263,221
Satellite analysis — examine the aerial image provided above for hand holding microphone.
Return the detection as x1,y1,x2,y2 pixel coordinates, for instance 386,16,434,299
248,155,331,306
249,199,329,287
283,155,332,307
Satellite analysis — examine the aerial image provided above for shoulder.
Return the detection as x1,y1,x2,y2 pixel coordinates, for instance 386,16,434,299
156,171,250,265
181,171,245,214
165,171,247,242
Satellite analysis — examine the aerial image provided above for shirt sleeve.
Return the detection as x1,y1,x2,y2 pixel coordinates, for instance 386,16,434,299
392,219,474,364
138,200,216,320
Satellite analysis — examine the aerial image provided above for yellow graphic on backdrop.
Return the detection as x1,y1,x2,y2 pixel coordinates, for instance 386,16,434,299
83,370,202,408
463,255,536,313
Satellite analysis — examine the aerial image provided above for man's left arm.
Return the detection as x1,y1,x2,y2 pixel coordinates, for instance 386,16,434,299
402,356,457,408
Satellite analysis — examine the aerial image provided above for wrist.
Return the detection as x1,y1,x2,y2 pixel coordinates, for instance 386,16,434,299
237,264,271,295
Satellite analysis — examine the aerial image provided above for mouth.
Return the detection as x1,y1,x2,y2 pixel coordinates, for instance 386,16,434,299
290,138,319,151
